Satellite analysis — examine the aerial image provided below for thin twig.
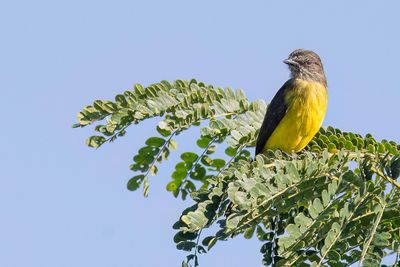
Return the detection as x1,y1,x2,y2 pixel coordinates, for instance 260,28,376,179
222,144,246,170
192,228,203,267
316,192,371,267
180,137,218,189
143,131,177,178
271,212,279,266
370,167,400,189
104,124,130,143
358,200,386,267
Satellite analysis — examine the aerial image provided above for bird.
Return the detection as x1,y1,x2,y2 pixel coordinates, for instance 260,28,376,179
255,49,328,155
225,49,328,218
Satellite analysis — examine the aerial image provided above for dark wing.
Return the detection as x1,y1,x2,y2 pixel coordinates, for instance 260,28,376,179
255,79,294,155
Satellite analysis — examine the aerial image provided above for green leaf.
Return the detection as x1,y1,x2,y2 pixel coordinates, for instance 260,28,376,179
372,232,391,247
174,231,198,243
134,83,145,95
256,226,268,241
176,241,196,252
202,236,217,250
169,138,178,151
86,136,106,148
197,136,212,148
115,94,128,106
211,159,226,170
327,143,337,153
322,189,330,207
127,175,145,191
157,121,171,137
181,152,199,163
150,165,158,176
225,146,237,157
145,137,166,147
313,198,324,213
181,211,208,230
286,224,301,239
167,181,179,191
172,162,188,181
201,156,213,166
294,213,313,232
327,250,341,262
206,145,217,154
190,165,206,181
244,226,255,239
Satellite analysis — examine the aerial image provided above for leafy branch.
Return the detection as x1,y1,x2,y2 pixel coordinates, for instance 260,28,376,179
75,79,400,266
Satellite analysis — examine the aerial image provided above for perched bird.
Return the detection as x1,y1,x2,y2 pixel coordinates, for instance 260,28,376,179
255,49,328,155
225,49,328,217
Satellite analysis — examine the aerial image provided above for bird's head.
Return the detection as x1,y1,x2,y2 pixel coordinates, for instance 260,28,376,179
283,49,327,86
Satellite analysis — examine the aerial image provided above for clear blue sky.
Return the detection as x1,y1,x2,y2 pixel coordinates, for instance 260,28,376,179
1,1,399,266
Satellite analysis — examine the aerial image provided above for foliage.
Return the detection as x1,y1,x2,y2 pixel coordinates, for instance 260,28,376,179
74,79,400,266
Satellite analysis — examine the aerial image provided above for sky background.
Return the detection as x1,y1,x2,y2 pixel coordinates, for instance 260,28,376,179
1,1,399,266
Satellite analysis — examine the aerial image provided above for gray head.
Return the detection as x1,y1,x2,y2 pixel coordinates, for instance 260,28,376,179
283,49,327,86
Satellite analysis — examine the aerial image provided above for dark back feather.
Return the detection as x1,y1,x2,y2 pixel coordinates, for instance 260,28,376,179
255,79,294,155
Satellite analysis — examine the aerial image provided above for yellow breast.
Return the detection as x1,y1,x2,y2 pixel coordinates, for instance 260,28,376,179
264,79,328,153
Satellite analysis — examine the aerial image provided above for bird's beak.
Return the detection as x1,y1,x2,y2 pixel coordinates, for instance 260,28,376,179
283,59,297,66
